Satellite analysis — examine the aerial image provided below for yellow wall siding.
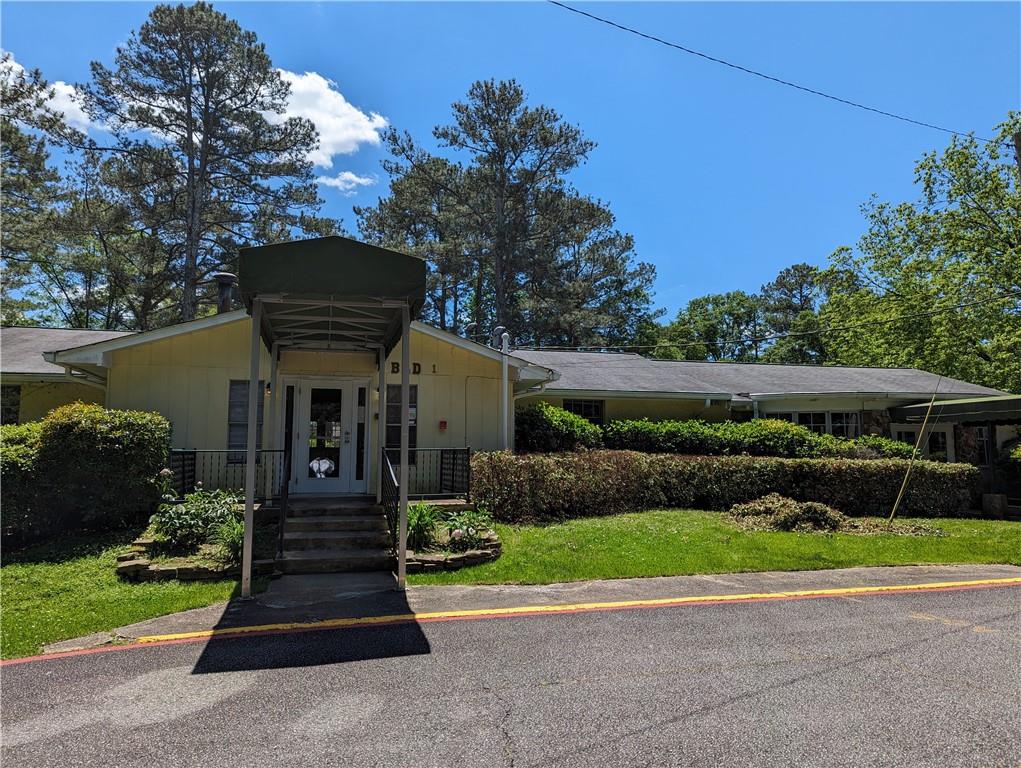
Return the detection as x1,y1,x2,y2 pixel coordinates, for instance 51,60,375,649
15,381,104,423
106,317,270,448
105,317,511,457
384,333,506,452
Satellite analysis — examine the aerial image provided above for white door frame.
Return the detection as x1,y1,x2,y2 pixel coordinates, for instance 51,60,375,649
284,376,372,495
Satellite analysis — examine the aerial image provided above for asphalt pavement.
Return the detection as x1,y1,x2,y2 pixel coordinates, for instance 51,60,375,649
2,575,1019,767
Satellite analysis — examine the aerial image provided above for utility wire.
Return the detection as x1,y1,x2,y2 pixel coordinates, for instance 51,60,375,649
548,1,1006,147
519,289,1021,353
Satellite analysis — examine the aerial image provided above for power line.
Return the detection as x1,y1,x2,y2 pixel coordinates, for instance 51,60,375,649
548,1,1006,147
519,289,1021,353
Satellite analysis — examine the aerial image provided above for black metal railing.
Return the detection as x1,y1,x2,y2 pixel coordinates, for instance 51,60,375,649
381,449,400,554
384,447,471,498
277,449,292,558
168,449,286,499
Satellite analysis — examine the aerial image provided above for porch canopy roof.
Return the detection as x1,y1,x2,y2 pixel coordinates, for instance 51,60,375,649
890,394,1021,425
238,236,427,353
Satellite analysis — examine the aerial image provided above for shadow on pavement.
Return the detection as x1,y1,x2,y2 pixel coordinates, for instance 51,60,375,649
191,572,431,673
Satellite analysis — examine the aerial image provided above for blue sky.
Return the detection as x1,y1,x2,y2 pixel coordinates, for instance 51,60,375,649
3,1,1018,318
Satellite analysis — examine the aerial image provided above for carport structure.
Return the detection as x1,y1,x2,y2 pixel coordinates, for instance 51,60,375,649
236,236,427,597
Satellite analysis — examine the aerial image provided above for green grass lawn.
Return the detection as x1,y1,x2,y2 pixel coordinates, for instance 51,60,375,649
1,528,246,659
409,509,1021,586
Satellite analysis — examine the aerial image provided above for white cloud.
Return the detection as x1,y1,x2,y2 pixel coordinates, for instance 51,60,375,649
1,51,96,132
277,70,387,167
47,80,94,132
316,170,377,196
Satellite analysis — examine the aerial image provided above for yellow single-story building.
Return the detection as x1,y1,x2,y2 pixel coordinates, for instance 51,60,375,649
4,236,1016,590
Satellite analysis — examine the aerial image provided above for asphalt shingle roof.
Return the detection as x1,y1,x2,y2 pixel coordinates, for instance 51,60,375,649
513,349,1004,400
1,327,134,375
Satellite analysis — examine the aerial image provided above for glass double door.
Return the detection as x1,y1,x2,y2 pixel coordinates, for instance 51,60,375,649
292,379,368,494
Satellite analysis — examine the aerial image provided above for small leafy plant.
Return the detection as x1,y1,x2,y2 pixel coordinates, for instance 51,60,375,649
407,501,439,552
211,515,246,565
444,505,493,551
149,488,242,548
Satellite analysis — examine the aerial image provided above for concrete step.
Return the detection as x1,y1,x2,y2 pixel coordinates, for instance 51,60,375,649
279,549,393,574
285,503,384,517
282,530,391,551
284,515,388,533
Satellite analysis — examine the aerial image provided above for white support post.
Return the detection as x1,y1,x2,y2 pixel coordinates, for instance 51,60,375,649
500,332,510,451
398,304,410,590
376,345,386,504
263,342,279,500
241,298,262,599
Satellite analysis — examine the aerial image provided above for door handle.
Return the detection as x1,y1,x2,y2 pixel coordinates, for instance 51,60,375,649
344,430,351,444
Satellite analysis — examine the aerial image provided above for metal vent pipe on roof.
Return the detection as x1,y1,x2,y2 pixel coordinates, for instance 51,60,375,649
213,273,238,314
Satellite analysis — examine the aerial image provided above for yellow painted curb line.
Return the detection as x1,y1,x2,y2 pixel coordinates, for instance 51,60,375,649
134,576,1021,644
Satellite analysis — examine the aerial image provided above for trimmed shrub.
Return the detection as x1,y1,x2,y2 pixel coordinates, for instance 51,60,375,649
515,401,602,453
602,417,916,460
851,434,916,459
471,450,980,522
37,404,172,531
0,422,44,542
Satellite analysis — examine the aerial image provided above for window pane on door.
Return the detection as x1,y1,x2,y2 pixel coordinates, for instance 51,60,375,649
308,388,342,478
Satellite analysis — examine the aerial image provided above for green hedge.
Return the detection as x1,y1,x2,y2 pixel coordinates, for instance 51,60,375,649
0,422,44,541
471,450,980,522
515,401,602,453
1,404,172,544
602,417,915,459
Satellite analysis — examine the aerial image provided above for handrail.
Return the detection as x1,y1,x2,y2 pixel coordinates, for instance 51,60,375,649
381,450,400,555
277,449,292,558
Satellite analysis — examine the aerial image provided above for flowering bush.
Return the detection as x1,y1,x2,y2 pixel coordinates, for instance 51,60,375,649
444,506,493,552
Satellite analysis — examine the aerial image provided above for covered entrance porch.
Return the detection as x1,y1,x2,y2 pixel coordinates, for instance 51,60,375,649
235,236,429,597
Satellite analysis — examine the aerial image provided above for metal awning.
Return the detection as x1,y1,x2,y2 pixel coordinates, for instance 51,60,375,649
238,236,427,353
236,236,426,598
890,394,1021,424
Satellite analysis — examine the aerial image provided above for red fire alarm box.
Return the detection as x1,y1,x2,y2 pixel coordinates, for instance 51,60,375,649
438,420,448,431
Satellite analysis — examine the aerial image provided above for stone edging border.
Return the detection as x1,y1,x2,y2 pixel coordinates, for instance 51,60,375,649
405,531,502,573
116,536,275,582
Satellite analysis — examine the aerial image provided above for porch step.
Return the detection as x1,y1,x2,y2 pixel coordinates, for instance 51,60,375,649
286,503,384,517
282,530,391,551
279,549,393,574
283,515,388,533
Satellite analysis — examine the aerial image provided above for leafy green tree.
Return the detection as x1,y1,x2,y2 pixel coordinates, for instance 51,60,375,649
661,290,765,361
820,114,1021,391
81,2,337,321
360,79,657,346
0,54,70,324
